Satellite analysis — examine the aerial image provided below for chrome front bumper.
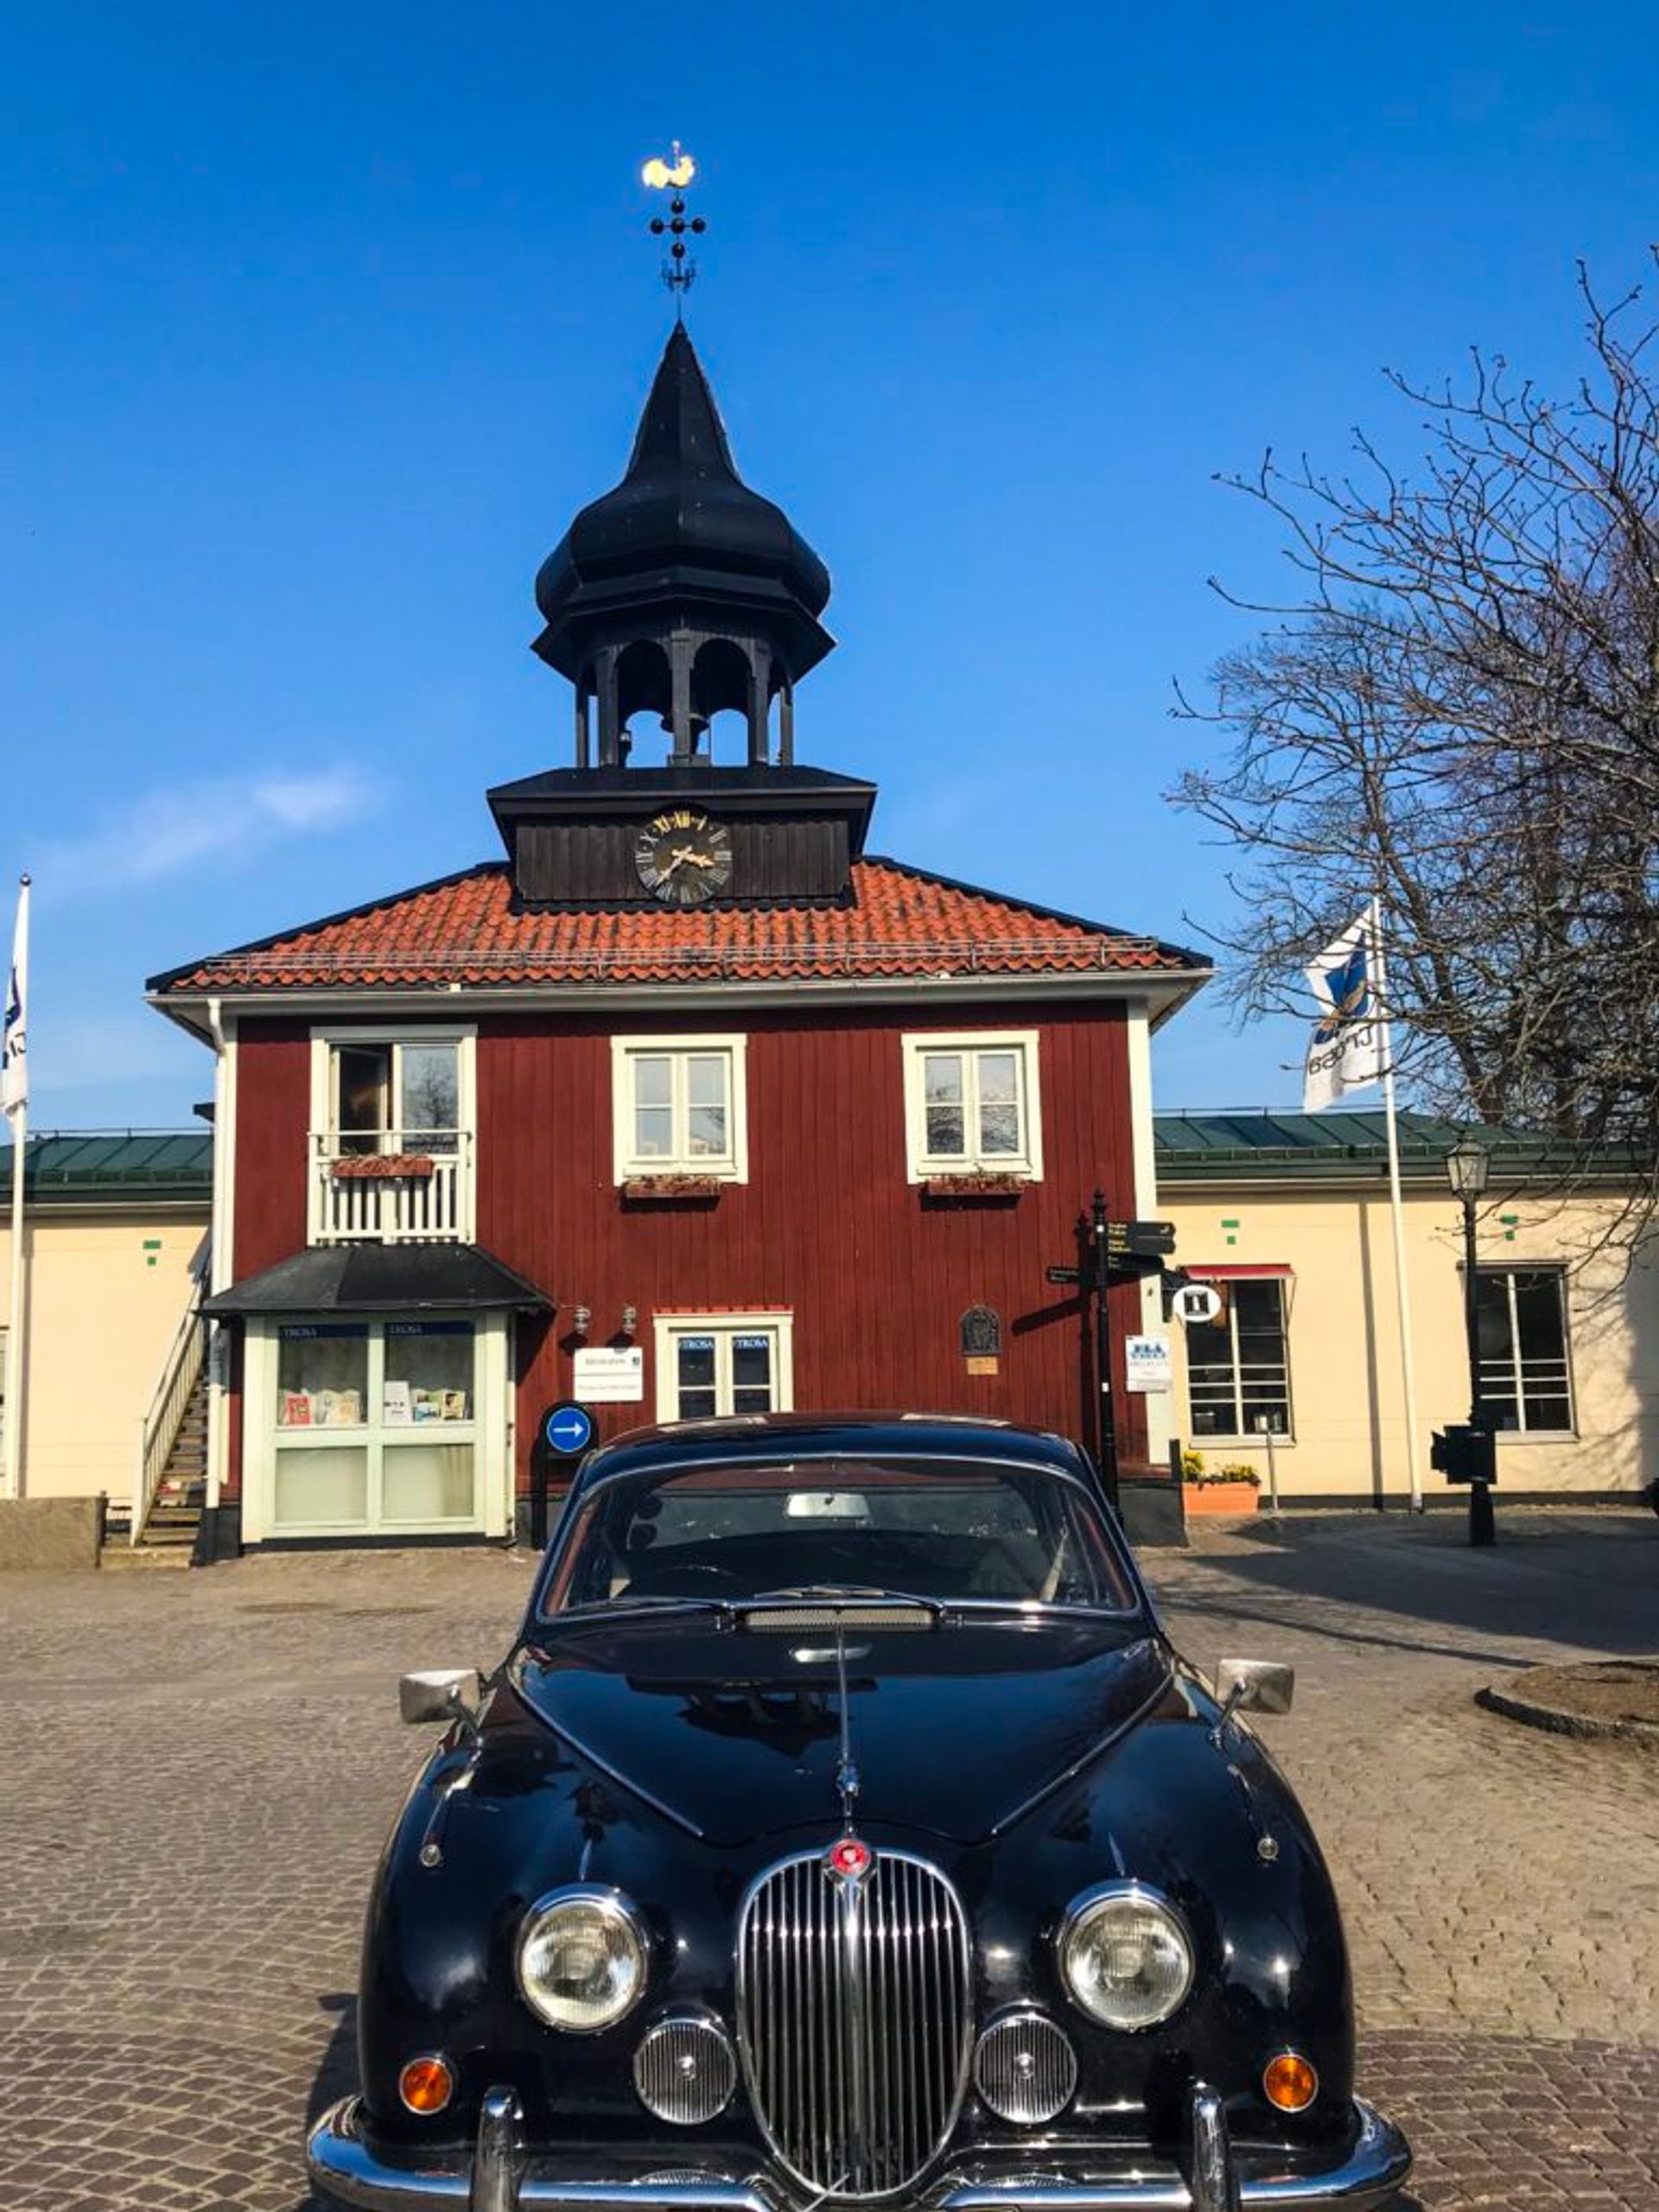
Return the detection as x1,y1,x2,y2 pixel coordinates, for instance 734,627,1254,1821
306,2088,1411,2212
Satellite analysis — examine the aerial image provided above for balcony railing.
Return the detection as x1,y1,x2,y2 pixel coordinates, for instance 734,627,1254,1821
309,1130,474,1244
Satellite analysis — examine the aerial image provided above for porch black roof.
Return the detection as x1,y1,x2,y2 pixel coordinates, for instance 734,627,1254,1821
202,1242,552,1317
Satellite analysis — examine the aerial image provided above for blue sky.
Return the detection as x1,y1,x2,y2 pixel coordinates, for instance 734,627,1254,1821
3,2,1656,1130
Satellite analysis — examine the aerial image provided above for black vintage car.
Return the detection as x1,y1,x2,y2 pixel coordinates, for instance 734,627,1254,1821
308,1414,1410,2212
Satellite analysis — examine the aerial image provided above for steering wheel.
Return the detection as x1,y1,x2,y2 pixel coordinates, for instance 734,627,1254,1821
658,1562,751,1593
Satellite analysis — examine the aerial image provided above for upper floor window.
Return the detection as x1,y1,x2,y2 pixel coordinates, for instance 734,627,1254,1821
1185,1275,1293,1440
611,1035,749,1183
902,1032,1043,1180
1475,1268,1573,1433
309,1029,475,1245
332,1039,461,1154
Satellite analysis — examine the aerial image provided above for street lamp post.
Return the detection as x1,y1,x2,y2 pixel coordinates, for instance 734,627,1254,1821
1445,1137,1495,1546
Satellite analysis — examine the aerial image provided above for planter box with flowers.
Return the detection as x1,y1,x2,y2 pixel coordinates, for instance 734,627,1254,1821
1180,1451,1261,1516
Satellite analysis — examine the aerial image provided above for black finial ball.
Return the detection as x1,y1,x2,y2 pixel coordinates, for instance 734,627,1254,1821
671,241,686,259
650,218,665,235
671,197,685,213
671,218,685,234
691,218,706,233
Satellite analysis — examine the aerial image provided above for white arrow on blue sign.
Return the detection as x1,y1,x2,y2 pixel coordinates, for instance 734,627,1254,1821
543,1403,594,1455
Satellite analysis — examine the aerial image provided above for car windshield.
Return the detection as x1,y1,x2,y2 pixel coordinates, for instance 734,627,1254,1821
539,1455,1139,1616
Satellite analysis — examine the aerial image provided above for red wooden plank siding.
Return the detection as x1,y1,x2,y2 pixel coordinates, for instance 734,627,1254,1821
473,1000,1146,1484
226,1001,1148,1503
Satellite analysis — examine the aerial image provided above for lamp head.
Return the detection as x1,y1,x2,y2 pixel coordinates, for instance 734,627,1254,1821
1445,1137,1491,1200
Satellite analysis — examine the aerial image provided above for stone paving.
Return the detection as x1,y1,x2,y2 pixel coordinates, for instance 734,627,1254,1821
0,1506,1654,2210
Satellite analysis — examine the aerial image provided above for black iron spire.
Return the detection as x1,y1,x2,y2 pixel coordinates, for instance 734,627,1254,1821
532,322,833,768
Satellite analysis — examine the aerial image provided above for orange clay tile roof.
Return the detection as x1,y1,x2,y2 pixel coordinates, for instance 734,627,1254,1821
152,858,1202,993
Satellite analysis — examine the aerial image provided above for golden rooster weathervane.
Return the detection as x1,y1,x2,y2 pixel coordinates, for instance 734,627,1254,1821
642,142,706,311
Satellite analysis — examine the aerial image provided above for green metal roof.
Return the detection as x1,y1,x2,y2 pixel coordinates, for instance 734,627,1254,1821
0,1131,213,1204
1153,1110,1645,1183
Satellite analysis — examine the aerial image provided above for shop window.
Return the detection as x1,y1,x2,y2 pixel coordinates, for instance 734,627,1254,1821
902,1033,1043,1179
1185,1278,1294,1440
612,1036,748,1182
271,1319,480,1531
1474,1268,1573,1433
654,1314,794,1421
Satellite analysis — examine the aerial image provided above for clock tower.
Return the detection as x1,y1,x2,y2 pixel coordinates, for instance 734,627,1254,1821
491,323,874,909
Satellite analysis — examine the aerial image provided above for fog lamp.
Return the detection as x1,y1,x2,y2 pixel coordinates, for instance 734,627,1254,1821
398,2055,454,2114
1263,2051,1319,2112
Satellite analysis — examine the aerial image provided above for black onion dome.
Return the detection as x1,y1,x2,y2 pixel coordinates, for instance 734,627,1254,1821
533,326,832,680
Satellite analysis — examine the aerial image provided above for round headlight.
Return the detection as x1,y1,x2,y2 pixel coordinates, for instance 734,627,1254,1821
516,1886,648,2034
1058,1883,1194,2031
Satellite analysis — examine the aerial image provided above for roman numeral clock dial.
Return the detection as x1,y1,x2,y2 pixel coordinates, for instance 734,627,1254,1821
633,810,734,905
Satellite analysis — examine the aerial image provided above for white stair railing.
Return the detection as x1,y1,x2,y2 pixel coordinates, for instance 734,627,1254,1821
130,1265,209,1547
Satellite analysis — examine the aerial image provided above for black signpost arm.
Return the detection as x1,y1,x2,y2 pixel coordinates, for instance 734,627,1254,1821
1091,1188,1121,1516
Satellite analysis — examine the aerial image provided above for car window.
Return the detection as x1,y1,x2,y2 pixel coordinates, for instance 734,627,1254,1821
539,1457,1138,1616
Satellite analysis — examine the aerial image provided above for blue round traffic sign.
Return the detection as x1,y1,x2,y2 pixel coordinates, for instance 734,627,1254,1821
543,1402,594,1455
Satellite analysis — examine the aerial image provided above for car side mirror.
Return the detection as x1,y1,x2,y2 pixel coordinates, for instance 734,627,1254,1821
399,1668,480,1726
1212,1657,1294,1741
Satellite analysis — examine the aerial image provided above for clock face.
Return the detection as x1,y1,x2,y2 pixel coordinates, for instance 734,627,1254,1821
633,809,734,905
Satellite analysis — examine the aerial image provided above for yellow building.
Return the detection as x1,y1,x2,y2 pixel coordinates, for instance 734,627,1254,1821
0,1133,211,1547
1155,1111,1659,1505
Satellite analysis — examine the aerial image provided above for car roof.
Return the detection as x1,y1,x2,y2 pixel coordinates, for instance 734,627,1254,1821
569,1410,1095,1488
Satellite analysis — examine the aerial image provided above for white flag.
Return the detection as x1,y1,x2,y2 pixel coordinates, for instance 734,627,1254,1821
2,877,28,1123
1302,906,1385,1112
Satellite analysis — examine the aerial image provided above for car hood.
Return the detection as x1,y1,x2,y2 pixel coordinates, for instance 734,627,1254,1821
507,1614,1171,1847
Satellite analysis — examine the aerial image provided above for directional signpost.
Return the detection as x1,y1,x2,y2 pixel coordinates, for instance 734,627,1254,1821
530,1402,595,1549
543,1402,594,1456
1044,1205,1184,1516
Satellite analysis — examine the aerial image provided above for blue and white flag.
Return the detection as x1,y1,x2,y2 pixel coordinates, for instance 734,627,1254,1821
2,877,28,1124
1302,906,1384,1112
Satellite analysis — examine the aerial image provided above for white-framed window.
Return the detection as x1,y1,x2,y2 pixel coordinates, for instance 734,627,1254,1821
1185,1275,1294,1441
653,1313,794,1422
308,1027,476,1244
901,1032,1043,1180
244,1313,510,1539
612,1035,749,1183
1474,1268,1574,1433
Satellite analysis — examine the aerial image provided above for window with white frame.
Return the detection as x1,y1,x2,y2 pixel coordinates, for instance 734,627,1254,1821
270,1318,481,1529
902,1033,1043,1180
1185,1277,1293,1440
654,1313,794,1421
308,1029,476,1244
1474,1268,1573,1433
612,1036,748,1182
327,1038,463,1154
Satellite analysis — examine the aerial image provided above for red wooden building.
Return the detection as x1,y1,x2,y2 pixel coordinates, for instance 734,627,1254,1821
149,325,1209,1554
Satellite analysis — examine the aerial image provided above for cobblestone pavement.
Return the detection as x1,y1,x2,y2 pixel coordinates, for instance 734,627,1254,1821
1,1507,1655,2210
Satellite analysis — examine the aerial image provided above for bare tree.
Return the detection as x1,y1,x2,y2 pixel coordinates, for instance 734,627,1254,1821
1172,259,1659,1234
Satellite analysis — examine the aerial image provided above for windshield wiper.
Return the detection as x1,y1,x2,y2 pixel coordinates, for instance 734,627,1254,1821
742,1585,944,1616
558,1595,735,1621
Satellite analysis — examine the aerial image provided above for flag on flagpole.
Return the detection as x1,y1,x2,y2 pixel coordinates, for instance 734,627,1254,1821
1303,905,1385,1112
3,876,28,1124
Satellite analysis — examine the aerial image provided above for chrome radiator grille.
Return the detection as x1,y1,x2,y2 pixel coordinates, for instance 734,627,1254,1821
737,1847,972,2200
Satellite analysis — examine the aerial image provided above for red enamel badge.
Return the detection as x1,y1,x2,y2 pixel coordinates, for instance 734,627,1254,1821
829,1836,873,1879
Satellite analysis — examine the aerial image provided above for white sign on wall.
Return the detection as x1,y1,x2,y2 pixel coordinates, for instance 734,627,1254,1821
1124,1333,1173,1393
572,1346,645,1403
1173,1283,1223,1326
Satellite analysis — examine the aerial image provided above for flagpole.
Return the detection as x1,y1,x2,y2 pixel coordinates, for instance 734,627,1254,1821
1371,897,1424,1512
3,875,29,1503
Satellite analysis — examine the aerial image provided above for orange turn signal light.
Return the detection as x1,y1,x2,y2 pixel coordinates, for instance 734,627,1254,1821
399,2056,455,2115
1263,2052,1319,2113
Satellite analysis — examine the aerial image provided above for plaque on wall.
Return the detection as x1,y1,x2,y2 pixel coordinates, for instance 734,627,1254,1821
959,1306,1002,1359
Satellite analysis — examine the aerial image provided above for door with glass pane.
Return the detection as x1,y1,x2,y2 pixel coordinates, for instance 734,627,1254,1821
658,1319,791,1422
